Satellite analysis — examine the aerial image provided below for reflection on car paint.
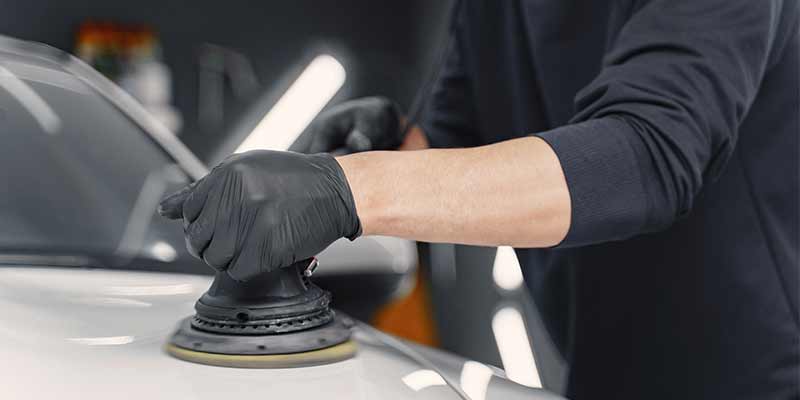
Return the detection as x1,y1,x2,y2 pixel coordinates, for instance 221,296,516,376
71,296,153,308
67,335,135,346
148,241,178,262
101,283,196,296
0,64,61,134
402,369,447,391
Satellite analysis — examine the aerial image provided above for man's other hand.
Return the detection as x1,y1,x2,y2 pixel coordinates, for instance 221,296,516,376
300,96,405,154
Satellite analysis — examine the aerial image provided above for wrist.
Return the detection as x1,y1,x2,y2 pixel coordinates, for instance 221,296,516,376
336,153,380,236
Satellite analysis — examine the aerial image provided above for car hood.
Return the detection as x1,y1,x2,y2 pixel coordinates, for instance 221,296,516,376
0,267,561,400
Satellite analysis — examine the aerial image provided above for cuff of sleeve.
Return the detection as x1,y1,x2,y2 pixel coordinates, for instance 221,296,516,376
537,117,650,248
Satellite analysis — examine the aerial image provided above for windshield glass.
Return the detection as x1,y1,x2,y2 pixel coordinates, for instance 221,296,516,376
0,54,198,270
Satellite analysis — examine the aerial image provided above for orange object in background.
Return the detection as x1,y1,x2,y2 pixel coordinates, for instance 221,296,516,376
75,21,161,79
372,266,439,347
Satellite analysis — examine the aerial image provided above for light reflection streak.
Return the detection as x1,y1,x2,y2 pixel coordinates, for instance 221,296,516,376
67,336,134,346
401,369,447,392
102,283,195,296
0,65,61,134
73,297,152,308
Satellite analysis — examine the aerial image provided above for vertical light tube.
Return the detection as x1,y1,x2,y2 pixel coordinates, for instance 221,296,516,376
492,306,542,388
492,246,524,291
235,55,345,153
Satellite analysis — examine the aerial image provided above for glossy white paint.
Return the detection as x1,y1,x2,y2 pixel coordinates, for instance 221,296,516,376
460,361,494,400
0,267,560,400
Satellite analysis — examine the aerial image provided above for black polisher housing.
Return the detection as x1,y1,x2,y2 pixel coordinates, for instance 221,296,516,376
168,259,354,359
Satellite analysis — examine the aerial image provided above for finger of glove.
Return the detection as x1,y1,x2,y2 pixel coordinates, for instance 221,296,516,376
225,235,270,282
344,127,374,152
309,123,352,153
184,183,223,260
200,179,240,269
181,175,214,227
356,107,402,151
184,208,215,260
158,184,194,219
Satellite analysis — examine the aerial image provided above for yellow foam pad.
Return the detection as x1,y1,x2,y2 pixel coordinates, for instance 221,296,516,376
165,340,357,369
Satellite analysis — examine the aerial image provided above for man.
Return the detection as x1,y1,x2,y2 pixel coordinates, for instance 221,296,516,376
160,0,799,398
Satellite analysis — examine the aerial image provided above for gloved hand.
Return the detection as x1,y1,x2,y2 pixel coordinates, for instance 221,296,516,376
299,96,405,154
157,150,361,282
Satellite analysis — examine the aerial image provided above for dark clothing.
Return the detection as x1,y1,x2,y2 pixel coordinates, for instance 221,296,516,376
421,0,799,398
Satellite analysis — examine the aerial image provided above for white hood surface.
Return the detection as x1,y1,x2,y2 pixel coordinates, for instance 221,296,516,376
0,267,563,400
0,267,470,399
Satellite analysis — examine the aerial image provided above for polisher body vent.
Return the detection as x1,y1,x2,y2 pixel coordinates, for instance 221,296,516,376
191,308,334,335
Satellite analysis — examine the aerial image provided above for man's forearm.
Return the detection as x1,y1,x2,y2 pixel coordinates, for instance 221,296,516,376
336,135,571,247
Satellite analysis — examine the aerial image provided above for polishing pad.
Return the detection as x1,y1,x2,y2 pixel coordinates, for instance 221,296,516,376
166,314,357,368
165,339,357,369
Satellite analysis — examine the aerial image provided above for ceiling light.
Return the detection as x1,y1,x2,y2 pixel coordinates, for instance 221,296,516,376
492,306,542,388
492,246,524,291
235,55,345,153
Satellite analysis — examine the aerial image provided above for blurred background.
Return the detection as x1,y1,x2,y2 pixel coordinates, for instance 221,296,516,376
0,0,564,392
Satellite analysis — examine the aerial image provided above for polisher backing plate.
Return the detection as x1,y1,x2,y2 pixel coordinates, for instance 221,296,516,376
166,315,356,368
165,340,357,369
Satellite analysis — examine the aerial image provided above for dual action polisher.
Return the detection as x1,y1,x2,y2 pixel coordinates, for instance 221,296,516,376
166,258,357,368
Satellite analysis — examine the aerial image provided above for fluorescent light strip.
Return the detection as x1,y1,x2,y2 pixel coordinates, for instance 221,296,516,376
235,55,345,153
492,306,542,388
492,246,524,291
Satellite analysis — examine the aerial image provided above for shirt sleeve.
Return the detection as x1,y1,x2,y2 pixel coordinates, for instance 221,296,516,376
419,4,481,149
537,0,786,247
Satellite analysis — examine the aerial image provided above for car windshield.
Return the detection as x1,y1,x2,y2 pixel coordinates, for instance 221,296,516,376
0,54,196,269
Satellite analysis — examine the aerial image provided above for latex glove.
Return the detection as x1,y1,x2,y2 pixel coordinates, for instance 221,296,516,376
300,96,405,154
157,150,361,282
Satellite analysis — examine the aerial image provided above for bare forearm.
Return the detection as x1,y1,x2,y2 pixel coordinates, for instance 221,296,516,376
337,136,571,247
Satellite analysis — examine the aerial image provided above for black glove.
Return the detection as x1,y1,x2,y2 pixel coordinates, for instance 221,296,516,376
297,96,405,154
157,150,361,282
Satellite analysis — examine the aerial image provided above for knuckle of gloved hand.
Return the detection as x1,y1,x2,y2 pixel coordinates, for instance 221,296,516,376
202,249,230,270
184,235,200,259
187,221,209,253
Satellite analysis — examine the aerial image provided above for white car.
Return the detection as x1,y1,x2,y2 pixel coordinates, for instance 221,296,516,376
0,35,564,400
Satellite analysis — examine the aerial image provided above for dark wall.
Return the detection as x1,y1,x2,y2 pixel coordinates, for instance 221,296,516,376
0,0,452,160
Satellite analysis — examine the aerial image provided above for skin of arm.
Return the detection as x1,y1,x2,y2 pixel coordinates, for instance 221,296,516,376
336,126,572,248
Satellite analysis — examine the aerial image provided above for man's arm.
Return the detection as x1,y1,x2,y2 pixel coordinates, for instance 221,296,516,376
342,0,786,249
338,134,571,247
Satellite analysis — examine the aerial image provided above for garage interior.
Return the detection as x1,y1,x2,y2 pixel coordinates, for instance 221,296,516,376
0,0,561,393
4,1,795,399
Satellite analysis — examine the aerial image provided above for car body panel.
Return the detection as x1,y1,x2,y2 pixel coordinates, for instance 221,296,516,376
0,267,561,400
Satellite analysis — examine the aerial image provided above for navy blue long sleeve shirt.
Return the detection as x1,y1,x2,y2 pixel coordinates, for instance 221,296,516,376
420,0,799,398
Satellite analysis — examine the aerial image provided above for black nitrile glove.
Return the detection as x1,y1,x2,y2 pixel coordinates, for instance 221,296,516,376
157,150,361,282
298,96,405,154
